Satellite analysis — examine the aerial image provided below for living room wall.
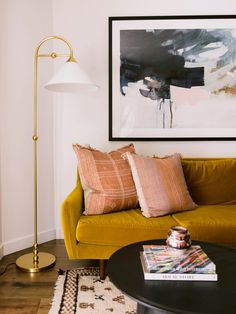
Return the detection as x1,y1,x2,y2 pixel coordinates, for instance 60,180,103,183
1,0,236,257
0,0,55,255
52,0,236,237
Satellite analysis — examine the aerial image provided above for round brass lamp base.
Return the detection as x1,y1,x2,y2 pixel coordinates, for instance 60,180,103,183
16,252,56,273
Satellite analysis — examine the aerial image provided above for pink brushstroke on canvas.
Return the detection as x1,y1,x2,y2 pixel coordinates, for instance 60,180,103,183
170,85,211,106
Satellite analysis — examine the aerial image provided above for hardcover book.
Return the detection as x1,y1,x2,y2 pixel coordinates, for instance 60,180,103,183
140,245,217,281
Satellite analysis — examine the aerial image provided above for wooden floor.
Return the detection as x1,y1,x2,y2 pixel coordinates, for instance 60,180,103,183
0,240,98,314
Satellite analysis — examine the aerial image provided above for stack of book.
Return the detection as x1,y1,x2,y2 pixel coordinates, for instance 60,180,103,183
140,245,218,281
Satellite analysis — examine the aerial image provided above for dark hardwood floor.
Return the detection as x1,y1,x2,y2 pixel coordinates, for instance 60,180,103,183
0,240,97,314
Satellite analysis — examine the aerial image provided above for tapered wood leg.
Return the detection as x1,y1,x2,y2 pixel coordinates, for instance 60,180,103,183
99,259,107,280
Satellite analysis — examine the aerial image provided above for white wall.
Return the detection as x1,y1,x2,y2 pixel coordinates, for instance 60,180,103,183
0,0,55,255
52,0,236,237
0,1,3,260
0,157,2,259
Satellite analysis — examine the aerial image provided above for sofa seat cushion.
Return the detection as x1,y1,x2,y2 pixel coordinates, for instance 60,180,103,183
172,205,236,247
76,209,176,246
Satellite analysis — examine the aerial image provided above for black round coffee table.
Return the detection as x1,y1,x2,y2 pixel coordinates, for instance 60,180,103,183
107,239,236,314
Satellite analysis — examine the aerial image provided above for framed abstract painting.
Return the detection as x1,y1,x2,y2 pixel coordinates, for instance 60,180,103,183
109,15,236,141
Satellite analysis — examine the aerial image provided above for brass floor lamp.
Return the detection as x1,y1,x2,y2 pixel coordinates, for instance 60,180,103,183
16,36,97,272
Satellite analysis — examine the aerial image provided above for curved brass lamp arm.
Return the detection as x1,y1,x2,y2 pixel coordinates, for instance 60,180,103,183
32,36,75,270
16,35,95,272
33,36,75,140
35,35,75,61
16,34,96,273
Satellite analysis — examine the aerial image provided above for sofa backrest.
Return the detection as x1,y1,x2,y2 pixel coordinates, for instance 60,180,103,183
182,158,236,205
76,157,236,208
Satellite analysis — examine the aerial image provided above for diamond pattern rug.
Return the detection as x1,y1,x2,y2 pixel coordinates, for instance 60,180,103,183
49,267,137,314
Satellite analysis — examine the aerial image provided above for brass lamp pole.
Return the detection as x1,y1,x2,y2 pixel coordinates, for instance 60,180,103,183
16,36,96,272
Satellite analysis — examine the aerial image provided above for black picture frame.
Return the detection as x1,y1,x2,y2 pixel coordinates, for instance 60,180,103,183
109,15,236,141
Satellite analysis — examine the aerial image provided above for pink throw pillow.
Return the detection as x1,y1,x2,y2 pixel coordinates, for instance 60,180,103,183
124,152,197,217
73,144,138,215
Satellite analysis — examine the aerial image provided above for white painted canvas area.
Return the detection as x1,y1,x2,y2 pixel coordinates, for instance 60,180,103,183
117,81,236,136
112,18,236,32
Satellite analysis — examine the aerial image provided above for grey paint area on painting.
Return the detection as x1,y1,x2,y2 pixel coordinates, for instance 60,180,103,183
120,28,236,95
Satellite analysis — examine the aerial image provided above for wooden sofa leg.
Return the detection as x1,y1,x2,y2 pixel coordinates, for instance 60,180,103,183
99,259,107,280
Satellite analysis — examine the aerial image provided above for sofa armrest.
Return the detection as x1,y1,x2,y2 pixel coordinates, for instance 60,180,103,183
61,183,84,259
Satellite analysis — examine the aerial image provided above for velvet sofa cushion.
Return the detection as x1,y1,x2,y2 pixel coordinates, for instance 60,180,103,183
76,208,176,246
182,158,236,205
75,205,236,249
172,205,236,247
73,143,138,215
124,152,197,217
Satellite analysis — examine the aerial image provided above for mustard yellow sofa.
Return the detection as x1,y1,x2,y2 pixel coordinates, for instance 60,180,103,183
61,157,236,277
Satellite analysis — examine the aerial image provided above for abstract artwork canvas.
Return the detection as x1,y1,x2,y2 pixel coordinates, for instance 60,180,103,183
109,15,236,140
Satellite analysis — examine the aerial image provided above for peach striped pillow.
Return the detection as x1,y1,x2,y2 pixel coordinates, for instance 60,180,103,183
73,144,138,215
124,152,197,217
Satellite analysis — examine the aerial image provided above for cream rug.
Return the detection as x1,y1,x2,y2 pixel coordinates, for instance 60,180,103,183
49,267,137,314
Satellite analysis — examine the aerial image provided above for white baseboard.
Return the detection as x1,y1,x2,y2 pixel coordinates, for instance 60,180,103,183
2,228,56,256
0,244,3,260
56,227,64,239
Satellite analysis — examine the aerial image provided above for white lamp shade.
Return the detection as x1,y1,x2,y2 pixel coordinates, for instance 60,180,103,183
44,61,98,93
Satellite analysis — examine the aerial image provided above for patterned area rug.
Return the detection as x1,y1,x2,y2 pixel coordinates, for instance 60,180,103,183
49,267,137,314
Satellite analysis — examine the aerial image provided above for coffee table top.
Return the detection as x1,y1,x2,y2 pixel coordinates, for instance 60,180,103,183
107,239,236,314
